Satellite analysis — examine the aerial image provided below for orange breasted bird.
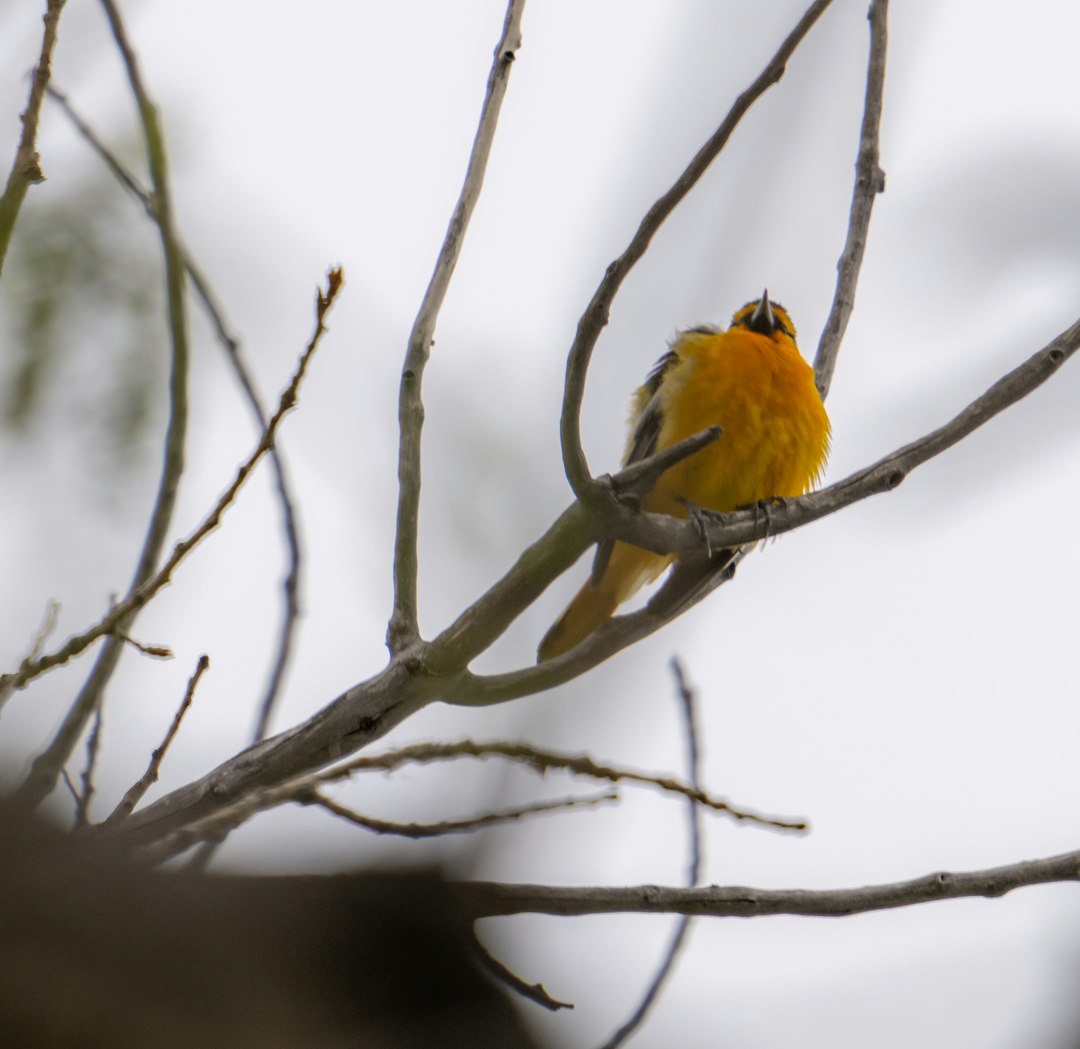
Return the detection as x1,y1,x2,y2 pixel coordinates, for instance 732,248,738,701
537,292,830,662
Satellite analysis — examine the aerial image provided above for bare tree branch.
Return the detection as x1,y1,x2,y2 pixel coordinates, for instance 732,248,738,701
389,0,527,653
311,788,617,840
0,599,59,714
115,632,173,659
448,311,1080,704
2,271,343,700
60,769,80,810
425,501,597,676
105,308,1080,850
104,655,209,825
65,707,102,828
328,739,804,832
559,0,837,499
15,0,193,809
814,0,889,398
43,84,147,200
469,937,575,1012
422,430,725,679
43,84,304,745
461,850,1080,919
123,730,793,865
606,427,723,503
0,0,66,276
597,658,704,1048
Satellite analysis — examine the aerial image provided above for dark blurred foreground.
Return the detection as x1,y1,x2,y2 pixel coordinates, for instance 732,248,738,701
0,801,538,1049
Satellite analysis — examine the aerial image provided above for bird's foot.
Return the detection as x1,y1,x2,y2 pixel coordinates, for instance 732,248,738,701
751,496,787,542
684,500,728,561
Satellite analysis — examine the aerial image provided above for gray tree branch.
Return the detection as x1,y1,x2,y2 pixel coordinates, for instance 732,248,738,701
0,0,66,276
17,0,191,809
814,0,889,398
389,0,527,653
107,308,1080,847
460,850,1080,919
42,84,304,745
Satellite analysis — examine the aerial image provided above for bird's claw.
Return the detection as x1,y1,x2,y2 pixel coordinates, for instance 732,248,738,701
685,500,726,560
753,496,787,542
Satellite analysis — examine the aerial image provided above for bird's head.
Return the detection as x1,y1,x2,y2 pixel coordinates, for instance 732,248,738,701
730,290,797,343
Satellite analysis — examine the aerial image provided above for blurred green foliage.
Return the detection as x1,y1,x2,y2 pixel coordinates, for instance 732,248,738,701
0,167,163,474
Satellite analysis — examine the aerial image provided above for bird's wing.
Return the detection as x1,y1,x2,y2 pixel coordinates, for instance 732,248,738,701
591,348,680,585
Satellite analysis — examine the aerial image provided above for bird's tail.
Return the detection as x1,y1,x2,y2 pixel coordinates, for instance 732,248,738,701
537,543,671,662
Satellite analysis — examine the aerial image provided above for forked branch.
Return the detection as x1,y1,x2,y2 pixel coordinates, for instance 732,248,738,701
559,0,838,497
389,0,528,652
106,307,1079,848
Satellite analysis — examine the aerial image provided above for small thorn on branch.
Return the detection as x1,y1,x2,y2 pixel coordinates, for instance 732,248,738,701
116,632,174,659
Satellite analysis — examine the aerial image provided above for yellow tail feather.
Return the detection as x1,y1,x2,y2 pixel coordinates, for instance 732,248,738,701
537,544,671,662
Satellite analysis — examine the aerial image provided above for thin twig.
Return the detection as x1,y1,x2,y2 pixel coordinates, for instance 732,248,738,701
44,85,145,198
597,658,704,1048
672,663,704,884
310,787,617,840
116,632,173,659
61,703,102,828
559,0,837,498
16,0,193,810
74,707,104,827
469,936,575,1012
3,270,343,700
607,427,723,503
104,655,209,825
814,0,889,398
462,849,1080,919
389,0,527,653
0,599,59,713
61,769,80,809
327,739,803,832
43,84,303,743
130,731,795,866
128,783,313,865
0,0,67,277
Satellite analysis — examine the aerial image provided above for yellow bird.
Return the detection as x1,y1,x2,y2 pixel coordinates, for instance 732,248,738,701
538,292,830,662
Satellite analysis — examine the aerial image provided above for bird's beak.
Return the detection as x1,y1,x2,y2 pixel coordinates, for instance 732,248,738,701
748,289,775,334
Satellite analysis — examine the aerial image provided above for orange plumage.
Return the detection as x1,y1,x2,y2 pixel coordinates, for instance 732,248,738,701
538,292,830,662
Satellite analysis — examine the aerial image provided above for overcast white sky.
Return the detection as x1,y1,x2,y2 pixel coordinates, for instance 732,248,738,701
3,2,1080,1047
